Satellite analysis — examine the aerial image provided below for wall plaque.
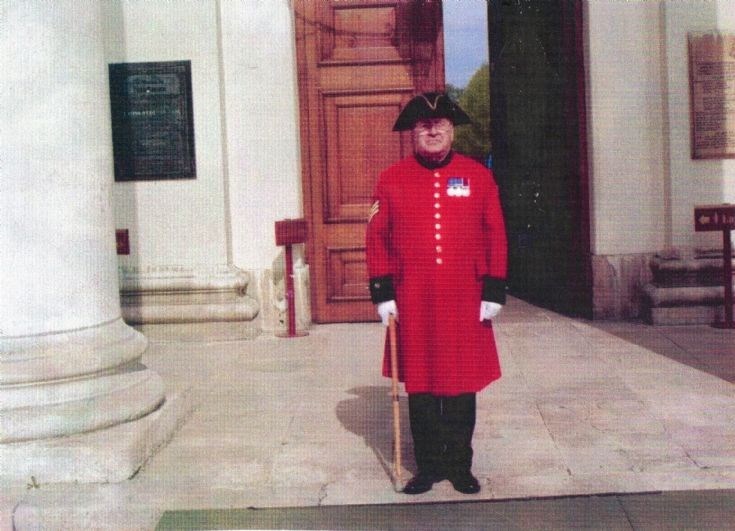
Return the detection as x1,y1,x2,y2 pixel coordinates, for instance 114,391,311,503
688,33,735,159
109,61,196,181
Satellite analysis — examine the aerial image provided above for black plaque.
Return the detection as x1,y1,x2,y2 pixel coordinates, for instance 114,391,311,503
109,61,196,181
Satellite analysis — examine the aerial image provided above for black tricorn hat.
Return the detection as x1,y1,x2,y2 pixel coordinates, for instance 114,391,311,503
392,92,472,131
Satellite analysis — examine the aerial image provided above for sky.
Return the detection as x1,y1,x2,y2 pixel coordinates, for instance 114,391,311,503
443,0,489,88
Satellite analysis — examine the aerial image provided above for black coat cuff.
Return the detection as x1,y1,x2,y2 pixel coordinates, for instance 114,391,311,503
369,275,395,303
482,276,507,304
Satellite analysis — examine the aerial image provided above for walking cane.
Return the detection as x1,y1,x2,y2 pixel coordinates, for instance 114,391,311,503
388,315,403,491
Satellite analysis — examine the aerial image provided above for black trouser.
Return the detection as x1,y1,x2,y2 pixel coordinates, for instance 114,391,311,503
408,393,476,478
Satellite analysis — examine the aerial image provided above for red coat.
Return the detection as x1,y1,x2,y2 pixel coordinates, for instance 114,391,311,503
366,153,508,395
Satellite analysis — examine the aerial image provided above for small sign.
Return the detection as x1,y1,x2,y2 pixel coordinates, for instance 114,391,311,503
116,229,130,255
275,219,308,246
694,204,735,231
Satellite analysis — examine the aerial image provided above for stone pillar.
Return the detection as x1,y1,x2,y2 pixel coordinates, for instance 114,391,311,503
0,1,165,472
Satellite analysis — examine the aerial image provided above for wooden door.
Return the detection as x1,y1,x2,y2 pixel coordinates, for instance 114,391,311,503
294,0,445,323
488,0,592,317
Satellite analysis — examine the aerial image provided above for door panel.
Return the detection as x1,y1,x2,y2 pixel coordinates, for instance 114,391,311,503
323,92,410,223
325,4,405,62
488,0,591,317
327,246,369,301
295,0,444,323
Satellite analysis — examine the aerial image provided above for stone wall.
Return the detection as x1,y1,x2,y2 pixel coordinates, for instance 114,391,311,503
592,252,656,320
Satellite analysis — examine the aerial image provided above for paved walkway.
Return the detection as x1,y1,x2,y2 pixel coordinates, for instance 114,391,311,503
3,297,735,529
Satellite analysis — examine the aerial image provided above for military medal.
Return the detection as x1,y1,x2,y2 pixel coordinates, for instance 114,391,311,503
447,177,470,197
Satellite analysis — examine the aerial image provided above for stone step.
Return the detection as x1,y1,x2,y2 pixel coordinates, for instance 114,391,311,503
641,283,733,325
650,254,733,287
644,305,727,325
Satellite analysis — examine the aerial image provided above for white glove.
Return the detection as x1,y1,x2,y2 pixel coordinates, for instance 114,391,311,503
480,301,502,321
377,300,398,326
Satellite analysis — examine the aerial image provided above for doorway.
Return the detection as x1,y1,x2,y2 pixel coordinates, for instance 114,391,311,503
293,0,445,323
294,0,592,323
488,0,592,318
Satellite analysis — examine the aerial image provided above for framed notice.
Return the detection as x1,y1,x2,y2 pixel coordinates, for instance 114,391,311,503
688,33,735,159
109,61,196,181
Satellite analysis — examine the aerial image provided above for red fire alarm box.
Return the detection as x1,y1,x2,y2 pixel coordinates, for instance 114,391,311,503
275,218,308,246
116,229,130,255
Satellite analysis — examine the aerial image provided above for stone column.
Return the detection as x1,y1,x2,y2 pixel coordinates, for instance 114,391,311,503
0,1,165,475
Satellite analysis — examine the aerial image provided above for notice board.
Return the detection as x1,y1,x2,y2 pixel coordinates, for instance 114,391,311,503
688,33,735,159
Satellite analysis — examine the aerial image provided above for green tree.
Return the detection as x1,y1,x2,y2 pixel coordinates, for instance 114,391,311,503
445,83,464,104
451,63,491,164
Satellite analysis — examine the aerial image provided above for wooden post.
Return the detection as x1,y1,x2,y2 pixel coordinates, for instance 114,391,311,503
388,315,402,490
694,205,735,329
275,219,308,338
284,243,298,336
717,228,734,329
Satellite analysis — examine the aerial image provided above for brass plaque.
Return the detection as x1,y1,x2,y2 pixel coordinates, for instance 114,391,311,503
688,33,735,159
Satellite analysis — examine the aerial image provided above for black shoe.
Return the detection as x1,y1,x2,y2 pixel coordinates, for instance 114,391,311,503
448,471,480,494
402,472,439,495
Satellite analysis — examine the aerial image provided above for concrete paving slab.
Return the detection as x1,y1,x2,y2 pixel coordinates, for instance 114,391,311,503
4,297,735,528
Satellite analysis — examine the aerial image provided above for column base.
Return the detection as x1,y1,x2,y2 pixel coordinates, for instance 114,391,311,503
0,388,193,484
1,319,166,442
119,265,259,326
133,321,260,342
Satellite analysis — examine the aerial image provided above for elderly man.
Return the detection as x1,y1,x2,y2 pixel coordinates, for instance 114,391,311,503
366,92,508,495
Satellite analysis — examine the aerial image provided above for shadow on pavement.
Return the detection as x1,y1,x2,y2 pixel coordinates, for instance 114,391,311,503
335,386,416,479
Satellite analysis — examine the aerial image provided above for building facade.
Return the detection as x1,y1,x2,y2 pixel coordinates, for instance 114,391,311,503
3,0,735,333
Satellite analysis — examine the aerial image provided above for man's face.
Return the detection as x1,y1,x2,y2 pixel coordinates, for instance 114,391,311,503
413,118,454,161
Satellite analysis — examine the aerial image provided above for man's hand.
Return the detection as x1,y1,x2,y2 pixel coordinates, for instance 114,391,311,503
480,301,502,321
377,300,398,326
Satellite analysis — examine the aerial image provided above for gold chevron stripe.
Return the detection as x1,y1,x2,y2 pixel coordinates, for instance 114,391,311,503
368,200,380,223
